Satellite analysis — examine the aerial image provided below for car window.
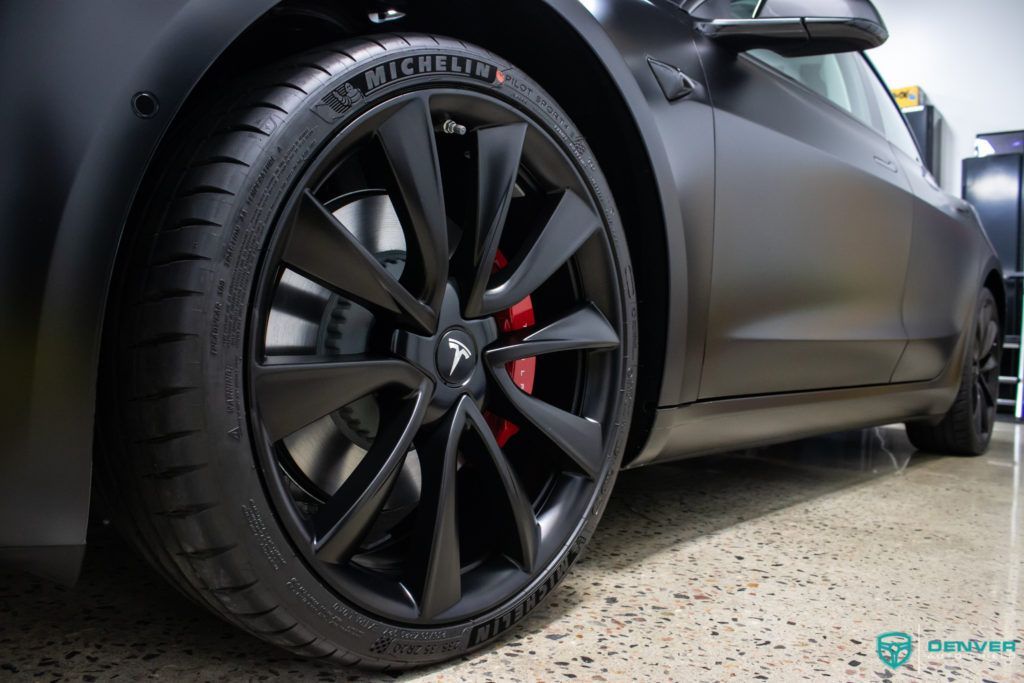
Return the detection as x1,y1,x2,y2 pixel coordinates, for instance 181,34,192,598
854,56,923,162
747,50,874,128
729,0,761,17
688,0,761,19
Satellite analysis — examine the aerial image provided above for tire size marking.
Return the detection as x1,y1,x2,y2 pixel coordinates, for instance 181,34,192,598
285,577,374,638
242,500,288,571
502,72,612,218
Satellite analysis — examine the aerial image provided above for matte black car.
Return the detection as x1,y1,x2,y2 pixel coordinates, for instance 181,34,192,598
0,0,1003,668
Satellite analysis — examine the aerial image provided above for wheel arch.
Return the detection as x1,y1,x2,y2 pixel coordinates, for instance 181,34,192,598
2,0,680,577
113,0,677,471
983,266,1006,329
0,0,282,576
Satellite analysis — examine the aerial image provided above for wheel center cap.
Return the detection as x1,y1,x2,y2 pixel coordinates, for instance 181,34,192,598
436,328,478,386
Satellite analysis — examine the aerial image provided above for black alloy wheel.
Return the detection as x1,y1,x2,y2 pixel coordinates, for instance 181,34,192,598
249,86,627,622
970,293,1000,442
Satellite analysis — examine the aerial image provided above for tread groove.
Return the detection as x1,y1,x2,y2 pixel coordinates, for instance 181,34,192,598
233,605,279,618
271,82,308,95
171,217,220,230
157,503,218,519
295,62,332,76
134,430,201,445
209,580,259,596
177,545,238,560
150,254,214,267
143,464,209,480
131,387,199,402
194,155,251,168
178,186,236,199
139,290,204,303
256,623,299,636
130,333,200,349
239,101,289,115
222,123,273,136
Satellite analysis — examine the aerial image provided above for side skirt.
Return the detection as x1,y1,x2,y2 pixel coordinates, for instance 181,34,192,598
628,335,967,468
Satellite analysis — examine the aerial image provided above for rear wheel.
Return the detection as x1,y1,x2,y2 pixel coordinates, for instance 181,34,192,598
100,35,635,668
906,287,1001,456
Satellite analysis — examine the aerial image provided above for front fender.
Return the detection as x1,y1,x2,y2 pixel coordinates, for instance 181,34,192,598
0,0,278,577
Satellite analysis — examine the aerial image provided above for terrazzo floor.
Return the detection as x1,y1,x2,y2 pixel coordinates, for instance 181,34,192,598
1,423,1021,681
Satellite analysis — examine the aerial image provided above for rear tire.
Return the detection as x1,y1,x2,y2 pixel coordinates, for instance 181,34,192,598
906,287,1001,456
100,35,636,668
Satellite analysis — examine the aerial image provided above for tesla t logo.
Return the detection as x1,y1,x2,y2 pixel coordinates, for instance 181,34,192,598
448,339,473,375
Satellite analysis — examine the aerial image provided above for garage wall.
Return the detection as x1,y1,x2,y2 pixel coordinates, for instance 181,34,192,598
868,0,1024,195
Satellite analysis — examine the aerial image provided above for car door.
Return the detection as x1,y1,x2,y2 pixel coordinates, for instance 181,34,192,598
853,57,986,382
693,4,915,398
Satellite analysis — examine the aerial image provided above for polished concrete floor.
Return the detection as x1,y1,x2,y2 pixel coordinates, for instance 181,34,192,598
1,423,1021,681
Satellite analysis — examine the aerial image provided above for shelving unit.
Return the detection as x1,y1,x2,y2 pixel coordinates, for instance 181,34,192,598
997,272,1024,420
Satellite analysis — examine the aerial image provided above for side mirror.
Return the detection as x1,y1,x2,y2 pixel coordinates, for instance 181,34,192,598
697,0,888,56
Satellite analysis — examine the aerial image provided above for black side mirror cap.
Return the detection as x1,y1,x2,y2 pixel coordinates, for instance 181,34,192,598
697,15,888,56
695,0,888,56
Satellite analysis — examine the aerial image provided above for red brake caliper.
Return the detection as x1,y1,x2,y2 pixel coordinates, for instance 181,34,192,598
485,251,536,447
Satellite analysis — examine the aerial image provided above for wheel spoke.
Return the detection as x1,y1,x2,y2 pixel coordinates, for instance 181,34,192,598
979,319,998,362
283,191,436,333
311,387,430,564
486,303,619,365
488,368,604,480
978,376,996,409
254,355,426,442
406,399,466,618
464,123,528,317
377,97,449,309
464,401,539,571
478,190,601,316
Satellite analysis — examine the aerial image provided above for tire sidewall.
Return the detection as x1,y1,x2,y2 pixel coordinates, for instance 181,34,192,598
197,40,637,664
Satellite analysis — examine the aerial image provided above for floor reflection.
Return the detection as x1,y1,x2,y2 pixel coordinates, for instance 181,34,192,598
0,423,1020,681
734,424,916,473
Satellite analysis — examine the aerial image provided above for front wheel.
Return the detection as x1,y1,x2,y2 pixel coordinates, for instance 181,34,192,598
101,35,636,668
906,287,1001,456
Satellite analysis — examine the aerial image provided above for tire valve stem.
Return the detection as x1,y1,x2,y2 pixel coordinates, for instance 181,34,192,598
442,119,467,136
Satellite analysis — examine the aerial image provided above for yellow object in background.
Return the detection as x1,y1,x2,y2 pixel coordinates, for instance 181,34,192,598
891,85,927,110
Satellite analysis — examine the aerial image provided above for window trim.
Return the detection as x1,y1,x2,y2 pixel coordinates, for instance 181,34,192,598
858,54,925,164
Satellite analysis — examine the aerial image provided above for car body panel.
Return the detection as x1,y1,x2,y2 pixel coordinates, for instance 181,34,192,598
0,0,280,570
696,47,915,398
0,0,1002,578
892,145,994,383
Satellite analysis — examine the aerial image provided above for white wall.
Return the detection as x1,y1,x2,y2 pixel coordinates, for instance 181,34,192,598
868,0,1024,194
